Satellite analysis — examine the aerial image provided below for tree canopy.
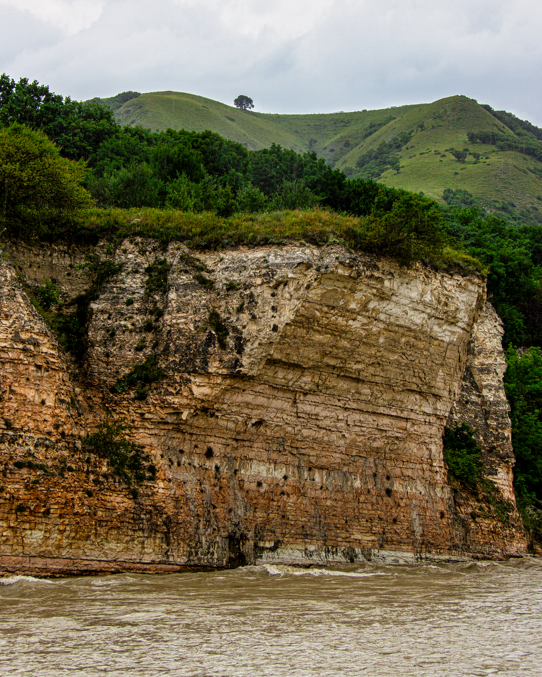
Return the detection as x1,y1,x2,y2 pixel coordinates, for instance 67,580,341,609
233,95,254,110
0,123,93,237
0,74,118,163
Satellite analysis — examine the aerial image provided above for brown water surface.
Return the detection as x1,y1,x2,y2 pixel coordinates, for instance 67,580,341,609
1,559,541,676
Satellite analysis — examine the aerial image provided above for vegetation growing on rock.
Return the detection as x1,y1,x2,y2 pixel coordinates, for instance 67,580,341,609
82,415,154,486
443,423,483,487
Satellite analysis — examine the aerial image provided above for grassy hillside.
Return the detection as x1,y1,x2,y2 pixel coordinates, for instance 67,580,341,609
344,96,542,211
108,91,304,152
99,91,542,212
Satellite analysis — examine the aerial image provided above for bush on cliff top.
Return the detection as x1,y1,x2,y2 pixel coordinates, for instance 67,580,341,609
50,202,482,274
0,124,94,237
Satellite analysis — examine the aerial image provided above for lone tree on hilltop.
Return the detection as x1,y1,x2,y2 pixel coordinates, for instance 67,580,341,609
234,95,254,111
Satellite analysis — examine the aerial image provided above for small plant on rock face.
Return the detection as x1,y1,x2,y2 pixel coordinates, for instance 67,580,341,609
111,355,166,399
208,310,229,349
145,258,171,296
29,257,122,361
194,272,214,288
443,423,483,487
35,279,60,310
82,415,150,485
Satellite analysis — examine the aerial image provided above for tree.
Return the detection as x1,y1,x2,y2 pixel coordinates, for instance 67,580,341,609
0,74,119,163
234,95,254,111
451,149,467,163
0,124,94,237
361,193,448,266
504,347,542,508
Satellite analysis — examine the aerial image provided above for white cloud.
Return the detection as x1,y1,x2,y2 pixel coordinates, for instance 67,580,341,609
1,0,542,124
182,0,335,39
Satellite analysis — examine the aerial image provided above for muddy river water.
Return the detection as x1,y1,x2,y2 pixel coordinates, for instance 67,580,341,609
1,558,541,676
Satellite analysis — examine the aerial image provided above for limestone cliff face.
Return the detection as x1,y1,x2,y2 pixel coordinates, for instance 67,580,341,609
0,241,527,575
449,304,516,501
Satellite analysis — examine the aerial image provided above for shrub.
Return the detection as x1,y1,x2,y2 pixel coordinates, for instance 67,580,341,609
165,174,238,217
111,355,166,398
34,279,60,310
82,416,148,484
236,183,268,213
270,180,320,210
0,124,93,237
451,150,468,163
443,423,483,487
96,163,164,209
360,193,448,266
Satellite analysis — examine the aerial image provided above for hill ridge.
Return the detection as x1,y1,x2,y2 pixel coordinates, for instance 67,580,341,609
95,90,542,212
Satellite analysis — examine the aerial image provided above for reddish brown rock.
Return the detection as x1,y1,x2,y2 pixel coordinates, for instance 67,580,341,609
0,241,527,576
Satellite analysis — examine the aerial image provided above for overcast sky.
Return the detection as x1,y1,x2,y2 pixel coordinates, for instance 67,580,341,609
1,0,541,124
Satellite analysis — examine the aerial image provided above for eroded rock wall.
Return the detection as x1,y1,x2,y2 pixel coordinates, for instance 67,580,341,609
448,303,516,501
0,241,527,575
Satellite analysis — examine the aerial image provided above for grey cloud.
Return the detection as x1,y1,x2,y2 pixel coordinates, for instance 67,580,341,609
0,7,63,64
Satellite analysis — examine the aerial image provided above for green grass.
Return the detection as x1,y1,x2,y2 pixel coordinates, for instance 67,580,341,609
111,91,304,152
102,91,542,212
67,207,484,276
362,96,542,211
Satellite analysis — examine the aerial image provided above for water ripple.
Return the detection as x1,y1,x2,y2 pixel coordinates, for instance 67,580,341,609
1,559,541,676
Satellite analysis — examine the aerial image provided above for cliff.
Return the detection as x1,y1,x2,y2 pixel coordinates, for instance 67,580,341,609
0,240,527,575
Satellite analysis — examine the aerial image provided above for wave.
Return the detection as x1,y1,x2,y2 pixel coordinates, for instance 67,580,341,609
0,575,54,586
261,564,390,578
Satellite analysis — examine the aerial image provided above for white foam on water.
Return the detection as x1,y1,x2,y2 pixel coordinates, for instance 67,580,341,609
262,564,390,578
0,575,53,586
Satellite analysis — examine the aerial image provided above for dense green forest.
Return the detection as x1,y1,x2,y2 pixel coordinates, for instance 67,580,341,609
1,74,541,542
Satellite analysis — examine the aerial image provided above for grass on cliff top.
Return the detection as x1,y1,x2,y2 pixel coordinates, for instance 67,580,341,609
73,207,484,275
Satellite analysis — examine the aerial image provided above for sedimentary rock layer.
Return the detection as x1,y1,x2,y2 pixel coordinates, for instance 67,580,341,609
0,242,527,575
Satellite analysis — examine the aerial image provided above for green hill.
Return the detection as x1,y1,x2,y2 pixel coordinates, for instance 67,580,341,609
103,91,304,153
98,91,542,213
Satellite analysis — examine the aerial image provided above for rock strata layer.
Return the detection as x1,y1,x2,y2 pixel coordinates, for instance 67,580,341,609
0,242,527,575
